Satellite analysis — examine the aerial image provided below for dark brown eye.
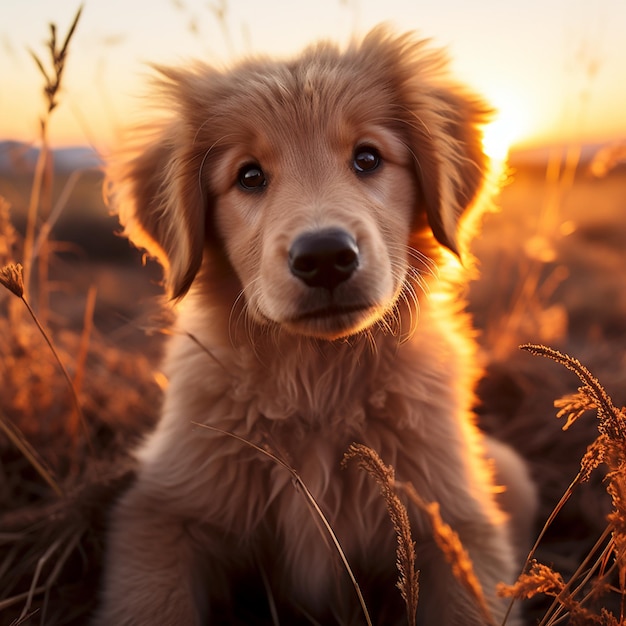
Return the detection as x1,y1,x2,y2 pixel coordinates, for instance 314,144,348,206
238,163,267,190
352,146,381,174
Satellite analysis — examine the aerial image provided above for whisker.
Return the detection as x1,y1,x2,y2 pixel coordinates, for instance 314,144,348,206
228,287,248,346
196,134,235,203
406,246,439,279
399,287,420,343
227,276,268,357
365,328,379,356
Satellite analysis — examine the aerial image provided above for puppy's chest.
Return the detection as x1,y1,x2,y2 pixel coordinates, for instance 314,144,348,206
227,346,400,435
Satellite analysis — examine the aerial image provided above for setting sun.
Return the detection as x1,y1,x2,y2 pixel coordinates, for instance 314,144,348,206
3,1,626,150
481,90,531,161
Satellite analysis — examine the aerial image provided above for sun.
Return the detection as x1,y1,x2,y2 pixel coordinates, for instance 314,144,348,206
481,90,530,162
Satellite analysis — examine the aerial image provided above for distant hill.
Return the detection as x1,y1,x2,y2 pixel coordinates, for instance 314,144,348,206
0,140,102,174
508,139,626,176
1,137,624,178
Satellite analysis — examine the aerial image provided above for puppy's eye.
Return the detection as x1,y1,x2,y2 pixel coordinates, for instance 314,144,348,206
352,146,381,174
238,163,267,190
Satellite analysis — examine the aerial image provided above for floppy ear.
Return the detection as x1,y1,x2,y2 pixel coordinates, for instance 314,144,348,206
409,87,492,256
106,71,210,300
358,27,491,255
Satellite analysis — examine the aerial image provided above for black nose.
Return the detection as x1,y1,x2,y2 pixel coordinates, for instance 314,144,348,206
289,228,359,290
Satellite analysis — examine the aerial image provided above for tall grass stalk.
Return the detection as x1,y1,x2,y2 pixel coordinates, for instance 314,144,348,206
0,409,63,497
21,5,83,326
0,263,90,449
70,284,97,437
343,443,420,626
499,344,626,624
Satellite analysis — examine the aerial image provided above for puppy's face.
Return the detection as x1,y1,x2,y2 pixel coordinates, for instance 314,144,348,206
210,112,416,339
110,28,490,340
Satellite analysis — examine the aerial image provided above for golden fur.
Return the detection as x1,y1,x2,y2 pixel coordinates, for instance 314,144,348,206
93,27,535,625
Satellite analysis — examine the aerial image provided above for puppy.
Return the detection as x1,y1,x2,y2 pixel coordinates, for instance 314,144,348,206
94,27,535,625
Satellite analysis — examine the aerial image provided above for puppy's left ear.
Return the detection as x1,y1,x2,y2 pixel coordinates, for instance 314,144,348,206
106,128,206,300
411,88,491,255
106,68,214,300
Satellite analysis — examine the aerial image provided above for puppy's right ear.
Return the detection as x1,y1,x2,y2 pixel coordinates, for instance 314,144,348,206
106,121,206,301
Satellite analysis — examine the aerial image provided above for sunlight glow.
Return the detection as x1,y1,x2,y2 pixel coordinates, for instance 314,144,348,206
482,91,531,161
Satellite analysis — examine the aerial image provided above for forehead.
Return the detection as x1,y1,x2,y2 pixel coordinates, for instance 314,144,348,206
204,50,402,153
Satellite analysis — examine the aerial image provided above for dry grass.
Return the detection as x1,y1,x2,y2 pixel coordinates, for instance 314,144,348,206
1,263,89,448
0,15,160,622
497,345,626,625
343,443,420,626
0,254,159,623
21,5,83,323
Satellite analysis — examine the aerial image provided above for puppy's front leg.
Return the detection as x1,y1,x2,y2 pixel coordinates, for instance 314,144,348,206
92,486,205,626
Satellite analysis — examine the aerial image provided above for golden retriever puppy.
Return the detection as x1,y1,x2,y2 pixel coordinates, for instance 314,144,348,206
93,27,535,625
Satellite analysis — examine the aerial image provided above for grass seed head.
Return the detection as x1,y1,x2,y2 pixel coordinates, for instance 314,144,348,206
0,263,24,298
343,443,420,626
498,559,565,600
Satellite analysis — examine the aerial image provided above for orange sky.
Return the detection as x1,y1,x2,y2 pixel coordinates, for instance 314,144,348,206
2,0,626,154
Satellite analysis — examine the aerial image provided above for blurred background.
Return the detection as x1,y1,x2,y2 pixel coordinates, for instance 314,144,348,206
2,0,626,151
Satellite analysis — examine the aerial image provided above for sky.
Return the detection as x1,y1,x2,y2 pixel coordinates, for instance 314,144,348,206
1,0,626,156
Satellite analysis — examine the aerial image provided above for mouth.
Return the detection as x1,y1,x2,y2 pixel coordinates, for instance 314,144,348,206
283,302,383,339
291,303,373,322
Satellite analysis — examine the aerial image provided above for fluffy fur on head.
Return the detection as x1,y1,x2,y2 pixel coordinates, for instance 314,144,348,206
95,26,535,626
108,27,491,301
